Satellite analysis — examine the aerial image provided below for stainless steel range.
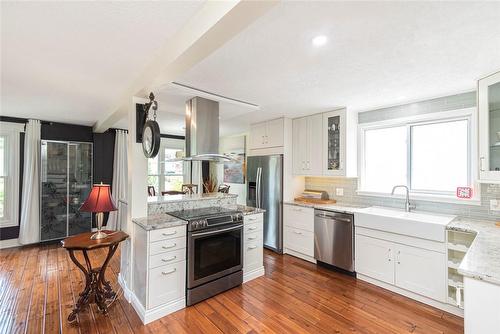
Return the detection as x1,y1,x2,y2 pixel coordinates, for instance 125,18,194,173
167,207,244,306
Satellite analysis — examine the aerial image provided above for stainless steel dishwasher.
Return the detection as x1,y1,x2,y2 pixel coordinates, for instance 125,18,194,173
314,209,354,273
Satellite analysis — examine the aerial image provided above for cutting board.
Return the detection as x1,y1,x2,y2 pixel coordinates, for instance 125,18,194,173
294,197,337,205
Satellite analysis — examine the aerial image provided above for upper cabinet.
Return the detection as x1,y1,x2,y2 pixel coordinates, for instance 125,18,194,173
249,118,284,150
292,114,322,175
478,71,500,183
292,108,357,177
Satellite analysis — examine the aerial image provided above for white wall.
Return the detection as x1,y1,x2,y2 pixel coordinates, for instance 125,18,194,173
217,134,248,205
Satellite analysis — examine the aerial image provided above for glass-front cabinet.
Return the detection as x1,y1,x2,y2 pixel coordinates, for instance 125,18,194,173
478,71,500,183
41,140,92,241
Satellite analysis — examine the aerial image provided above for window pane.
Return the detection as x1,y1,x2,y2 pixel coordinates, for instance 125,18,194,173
411,120,468,192
147,155,158,175
147,175,159,194
0,136,5,176
164,175,184,192
0,177,4,218
363,126,407,193
163,149,183,175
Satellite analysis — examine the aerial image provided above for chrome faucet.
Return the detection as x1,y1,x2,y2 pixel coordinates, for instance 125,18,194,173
391,185,416,212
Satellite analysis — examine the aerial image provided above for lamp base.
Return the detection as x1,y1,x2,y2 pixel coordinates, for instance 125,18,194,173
91,231,108,240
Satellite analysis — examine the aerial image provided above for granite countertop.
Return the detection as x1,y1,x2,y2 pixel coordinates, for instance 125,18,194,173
237,205,266,216
447,217,500,285
283,200,367,214
132,213,187,231
148,193,237,204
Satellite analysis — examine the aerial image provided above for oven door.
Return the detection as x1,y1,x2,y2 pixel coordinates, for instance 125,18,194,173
188,224,243,289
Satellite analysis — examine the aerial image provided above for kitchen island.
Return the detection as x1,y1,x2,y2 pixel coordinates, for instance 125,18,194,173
124,194,264,324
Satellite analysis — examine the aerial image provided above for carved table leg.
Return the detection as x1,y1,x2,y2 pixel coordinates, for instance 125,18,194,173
67,250,91,323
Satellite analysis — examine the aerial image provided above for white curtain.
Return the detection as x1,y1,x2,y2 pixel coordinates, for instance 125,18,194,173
19,120,41,245
107,130,128,230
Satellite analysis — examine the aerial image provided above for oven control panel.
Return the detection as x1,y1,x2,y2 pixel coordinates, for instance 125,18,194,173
188,212,244,231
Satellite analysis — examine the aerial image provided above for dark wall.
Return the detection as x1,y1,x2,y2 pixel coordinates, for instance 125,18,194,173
92,130,116,227
41,122,93,142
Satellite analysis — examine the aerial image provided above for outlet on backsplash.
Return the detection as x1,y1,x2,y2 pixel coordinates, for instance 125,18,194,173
336,188,344,196
490,199,500,211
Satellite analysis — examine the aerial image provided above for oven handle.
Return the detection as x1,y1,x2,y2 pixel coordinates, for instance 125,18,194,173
191,224,243,237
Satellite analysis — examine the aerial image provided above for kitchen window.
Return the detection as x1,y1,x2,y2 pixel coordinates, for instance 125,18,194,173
147,139,185,194
358,109,477,202
0,122,23,227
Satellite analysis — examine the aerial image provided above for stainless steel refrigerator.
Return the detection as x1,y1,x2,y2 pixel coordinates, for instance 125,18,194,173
246,155,283,253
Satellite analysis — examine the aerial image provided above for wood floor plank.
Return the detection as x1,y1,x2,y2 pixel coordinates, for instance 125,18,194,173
0,245,464,334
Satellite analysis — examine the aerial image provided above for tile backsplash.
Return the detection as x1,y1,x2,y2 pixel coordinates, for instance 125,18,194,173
305,177,500,221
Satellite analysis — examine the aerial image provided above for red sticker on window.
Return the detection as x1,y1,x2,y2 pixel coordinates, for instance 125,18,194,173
456,187,473,199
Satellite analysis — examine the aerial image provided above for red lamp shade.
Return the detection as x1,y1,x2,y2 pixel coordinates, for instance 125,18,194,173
80,183,117,213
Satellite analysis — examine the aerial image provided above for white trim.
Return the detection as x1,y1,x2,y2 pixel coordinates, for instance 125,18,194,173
0,121,23,228
357,108,480,205
243,266,265,283
130,290,185,325
0,238,21,249
284,249,317,264
118,272,132,303
357,274,464,317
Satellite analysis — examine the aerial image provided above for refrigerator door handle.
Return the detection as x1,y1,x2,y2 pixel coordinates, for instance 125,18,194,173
256,167,262,209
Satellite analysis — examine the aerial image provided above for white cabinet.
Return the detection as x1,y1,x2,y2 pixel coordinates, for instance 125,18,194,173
243,213,265,282
132,223,187,324
478,70,500,183
249,118,284,150
283,204,315,262
355,229,446,303
322,108,357,177
292,114,322,175
355,234,395,284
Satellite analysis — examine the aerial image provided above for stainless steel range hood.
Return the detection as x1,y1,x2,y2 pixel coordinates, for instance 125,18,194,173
183,96,234,162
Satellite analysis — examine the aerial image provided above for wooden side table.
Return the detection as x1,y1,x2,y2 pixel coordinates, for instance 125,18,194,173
61,230,128,322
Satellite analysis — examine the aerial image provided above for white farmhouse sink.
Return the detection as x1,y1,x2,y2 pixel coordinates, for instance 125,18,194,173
354,207,456,242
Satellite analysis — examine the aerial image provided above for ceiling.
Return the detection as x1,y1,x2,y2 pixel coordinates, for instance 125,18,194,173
0,1,203,126
176,1,500,135
2,1,500,137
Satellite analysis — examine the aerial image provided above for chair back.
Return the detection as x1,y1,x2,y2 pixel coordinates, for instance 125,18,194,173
218,184,231,194
182,184,198,195
147,186,156,196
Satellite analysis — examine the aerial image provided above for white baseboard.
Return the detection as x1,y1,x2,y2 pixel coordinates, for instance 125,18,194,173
284,248,317,264
243,266,265,283
130,290,185,325
118,273,132,303
0,238,21,249
357,274,464,317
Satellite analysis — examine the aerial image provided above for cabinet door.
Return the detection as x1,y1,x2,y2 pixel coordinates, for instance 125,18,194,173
265,119,284,148
355,234,394,284
249,123,267,149
478,71,500,182
148,261,186,309
292,117,307,174
323,109,346,176
307,114,323,175
394,244,446,302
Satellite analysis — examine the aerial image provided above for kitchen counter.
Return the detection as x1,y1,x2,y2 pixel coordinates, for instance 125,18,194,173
237,205,266,216
448,217,500,286
148,193,237,204
283,200,367,214
132,213,187,231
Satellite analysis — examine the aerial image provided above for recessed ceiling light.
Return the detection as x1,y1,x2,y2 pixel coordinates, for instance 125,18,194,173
312,35,327,47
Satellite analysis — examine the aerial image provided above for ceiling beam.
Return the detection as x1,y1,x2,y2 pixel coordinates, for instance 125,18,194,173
94,0,278,133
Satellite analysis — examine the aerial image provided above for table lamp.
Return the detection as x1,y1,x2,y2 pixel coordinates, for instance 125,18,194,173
80,183,117,240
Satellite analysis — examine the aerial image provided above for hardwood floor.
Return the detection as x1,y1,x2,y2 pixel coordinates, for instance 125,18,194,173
0,243,463,334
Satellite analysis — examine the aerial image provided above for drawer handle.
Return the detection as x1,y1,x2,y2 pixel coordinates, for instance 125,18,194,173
161,256,177,262
293,208,302,211
161,268,176,275
247,236,257,240
248,227,257,231
293,231,303,235
247,217,257,221
162,243,177,249
162,231,177,236
248,245,258,250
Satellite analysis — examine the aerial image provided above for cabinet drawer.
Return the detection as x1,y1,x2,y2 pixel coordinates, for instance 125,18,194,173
245,221,263,234
148,261,186,309
149,236,186,256
284,227,314,257
244,232,263,272
150,225,186,243
244,214,263,225
284,205,314,232
149,248,186,269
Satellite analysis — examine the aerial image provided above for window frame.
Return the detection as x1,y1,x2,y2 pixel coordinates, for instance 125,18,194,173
0,122,23,227
357,108,480,204
147,138,185,194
